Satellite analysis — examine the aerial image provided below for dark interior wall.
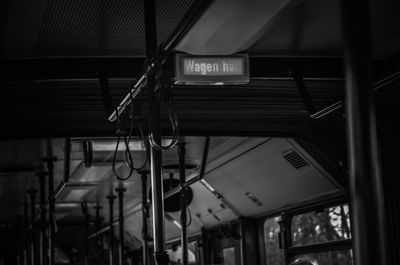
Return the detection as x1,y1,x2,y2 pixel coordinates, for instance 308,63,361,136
0,230,18,265
376,80,400,265
240,217,260,265
202,222,241,265
54,225,87,265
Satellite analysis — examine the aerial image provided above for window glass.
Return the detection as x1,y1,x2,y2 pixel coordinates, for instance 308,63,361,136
293,250,353,265
291,204,351,246
167,242,197,264
222,247,235,265
264,216,285,265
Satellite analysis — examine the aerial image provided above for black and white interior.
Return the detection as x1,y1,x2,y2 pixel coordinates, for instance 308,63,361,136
1,0,400,264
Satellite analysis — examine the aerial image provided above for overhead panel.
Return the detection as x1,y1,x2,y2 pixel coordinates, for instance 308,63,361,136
204,138,340,216
248,0,342,56
35,0,146,56
2,0,48,58
175,0,291,55
155,0,195,45
31,0,196,57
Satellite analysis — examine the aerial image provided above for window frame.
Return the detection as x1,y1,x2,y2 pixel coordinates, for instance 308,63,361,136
166,235,203,265
258,193,352,265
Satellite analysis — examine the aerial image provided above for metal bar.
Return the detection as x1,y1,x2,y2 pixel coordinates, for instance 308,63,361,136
141,173,150,265
373,69,400,91
287,239,352,256
107,195,116,265
142,0,169,263
291,69,316,114
51,138,71,200
116,187,126,265
165,137,210,199
45,141,57,265
178,143,188,265
48,180,55,265
27,190,37,265
148,35,170,265
341,0,388,264
94,203,104,257
107,0,214,122
87,205,142,239
23,202,28,265
98,70,114,117
37,172,47,265
52,180,67,200
107,72,147,122
83,202,90,265
278,214,289,265
88,223,115,239
310,69,400,119
310,101,343,119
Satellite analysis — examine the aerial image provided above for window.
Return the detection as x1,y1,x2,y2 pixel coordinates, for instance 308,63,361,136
291,205,351,246
167,242,197,265
263,216,285,265
293,250,353,265
262,203,353,265
222,247,236,265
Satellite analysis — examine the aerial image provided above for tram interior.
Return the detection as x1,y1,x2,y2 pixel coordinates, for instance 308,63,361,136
1,0,400,265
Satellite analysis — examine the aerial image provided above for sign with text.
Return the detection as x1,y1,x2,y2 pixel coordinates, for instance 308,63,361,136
175,54,249,85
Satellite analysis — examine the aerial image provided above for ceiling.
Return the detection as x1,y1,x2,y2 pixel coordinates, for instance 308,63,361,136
2,0,399,58
0,0,398,142
0,136,343,246
0,0,399,254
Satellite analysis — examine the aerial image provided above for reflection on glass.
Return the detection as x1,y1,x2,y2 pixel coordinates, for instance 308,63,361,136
264,216,285,265
291,205,351,246
222,247,235,265
294,250,353,265
167,242,197,265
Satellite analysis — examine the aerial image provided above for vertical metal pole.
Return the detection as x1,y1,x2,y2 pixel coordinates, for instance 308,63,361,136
178,143,188,265
107,195,116,265
94,203,104,257
116,187,126,265
46,155,57,265
27,190,37,265
278,213,290,265
84,202,90,265
37,172,47,265
141,173,149,265
148,87,169,264
23,202,29,265
143,0,169,263
341,0,388,264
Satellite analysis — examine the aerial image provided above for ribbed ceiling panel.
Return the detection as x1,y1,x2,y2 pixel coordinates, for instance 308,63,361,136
0,79,344,138
156,0,195,46
248,0,341,56
34,0,195,57
36,0,146,56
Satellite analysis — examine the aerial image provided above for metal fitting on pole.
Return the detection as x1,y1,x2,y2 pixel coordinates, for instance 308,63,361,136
178,142,188,265
37,171,47,265
94,203,104,257
116,187,126,265
141,172,150,265
27,189,37,265
82,201,90,265
45,155,57,265
107,195,116,265
341,0,388,264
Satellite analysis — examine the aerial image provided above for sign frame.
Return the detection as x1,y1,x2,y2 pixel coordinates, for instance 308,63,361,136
174,54,250,85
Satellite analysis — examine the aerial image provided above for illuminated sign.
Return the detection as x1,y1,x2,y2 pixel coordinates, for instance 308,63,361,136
175,54,249,85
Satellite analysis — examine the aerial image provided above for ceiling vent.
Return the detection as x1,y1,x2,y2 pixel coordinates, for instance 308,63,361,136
282,150,309,169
